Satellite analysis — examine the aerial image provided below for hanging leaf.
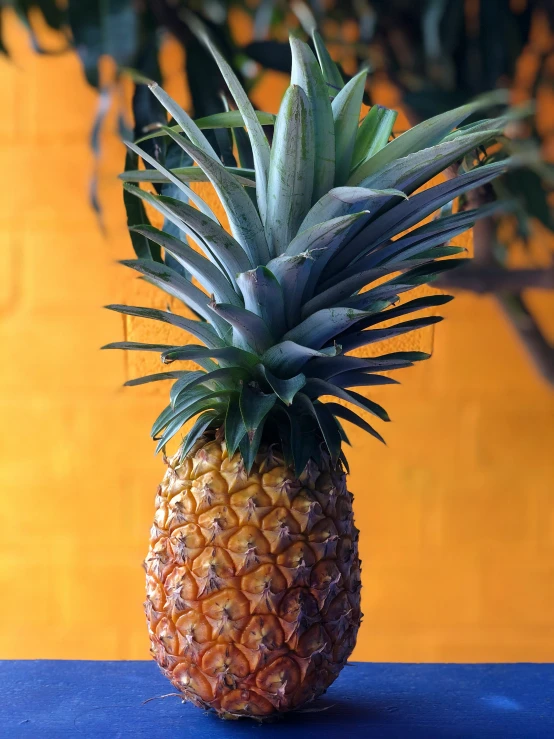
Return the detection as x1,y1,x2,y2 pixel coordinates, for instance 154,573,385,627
160,345,258,369
68,0,140,88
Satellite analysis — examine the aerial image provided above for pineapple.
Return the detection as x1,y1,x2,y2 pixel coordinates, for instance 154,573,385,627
105,19,516,719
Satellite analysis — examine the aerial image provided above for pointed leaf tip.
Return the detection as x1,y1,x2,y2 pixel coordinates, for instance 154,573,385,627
266,83,315,256
182,9,270,226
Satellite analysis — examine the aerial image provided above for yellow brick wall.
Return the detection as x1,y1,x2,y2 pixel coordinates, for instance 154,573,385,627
1,13,553,662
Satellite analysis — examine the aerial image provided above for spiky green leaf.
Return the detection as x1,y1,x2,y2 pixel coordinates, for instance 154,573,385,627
312,30,344,95
210,303,274,355
237,267,286,340
348,91,509,185
119,258,225,330
120,165,256,188
171,367,249,407
338,316,444,352
304,379,390,422
259,366,306,405
225,397,247,457
298,187,406,235
162,128,270,265
102,341,175,353
266,84,315,256
122,185,252,285
148,82,219,160
181,411,220,458
352,105,398,171
283,308,372,349
332,69,367,185
184,11,271,226
123,151,160,261
240,383,276,439
325,402,386,445
354,128,506,194
125,141,218,222
131,226,239,305
290,36,335,201
332,372,399,389
105,304,224,348
194,110,276,129
262,342,341,377
124,371,188,388
239,420,266,474
331,160,511,273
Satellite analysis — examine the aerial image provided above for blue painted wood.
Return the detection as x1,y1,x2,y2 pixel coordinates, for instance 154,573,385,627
1,661,553,738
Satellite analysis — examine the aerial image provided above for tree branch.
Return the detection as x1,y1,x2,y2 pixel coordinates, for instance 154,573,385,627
497,293,554,386
436,264,554,293
435,175,554,387
448,189,554,386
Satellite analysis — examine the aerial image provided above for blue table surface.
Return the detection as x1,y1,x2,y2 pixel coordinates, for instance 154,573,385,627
2,660,553,738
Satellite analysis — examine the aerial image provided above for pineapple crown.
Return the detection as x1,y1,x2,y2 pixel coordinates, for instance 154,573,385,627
104,17,524,474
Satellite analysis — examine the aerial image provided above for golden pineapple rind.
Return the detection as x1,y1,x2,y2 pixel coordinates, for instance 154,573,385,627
144,437,362,719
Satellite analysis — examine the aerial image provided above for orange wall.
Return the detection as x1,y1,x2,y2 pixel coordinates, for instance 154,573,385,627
1,13,554,663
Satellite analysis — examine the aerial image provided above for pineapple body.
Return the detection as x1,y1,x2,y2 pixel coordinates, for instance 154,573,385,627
145,437,361,718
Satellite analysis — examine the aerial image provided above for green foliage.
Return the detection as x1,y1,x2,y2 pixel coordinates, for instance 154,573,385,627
107,28,519,473
5,1,551,249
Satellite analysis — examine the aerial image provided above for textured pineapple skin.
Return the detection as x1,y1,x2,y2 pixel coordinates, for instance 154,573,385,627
144,437,362,719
